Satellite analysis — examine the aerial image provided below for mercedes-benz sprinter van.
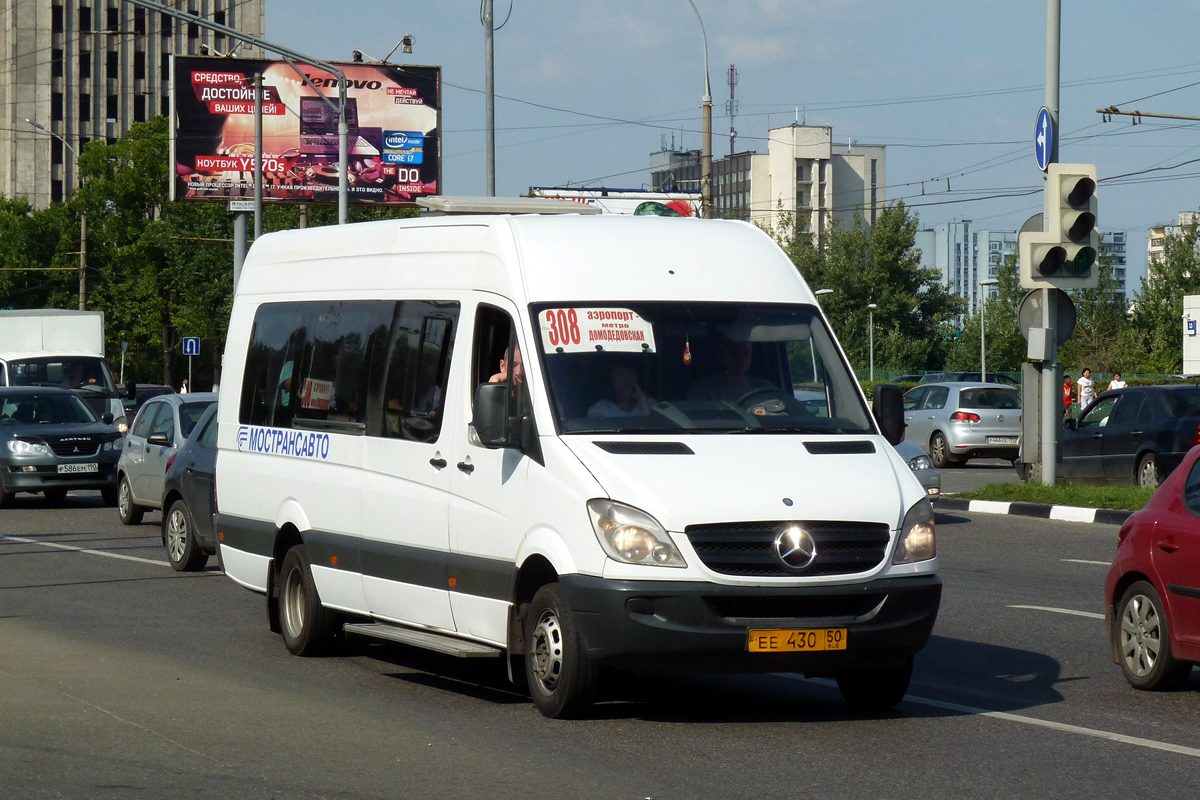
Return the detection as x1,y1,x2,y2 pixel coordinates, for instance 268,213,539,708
215,203,940,718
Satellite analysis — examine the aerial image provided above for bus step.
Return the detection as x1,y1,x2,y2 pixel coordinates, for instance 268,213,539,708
342,622,503,658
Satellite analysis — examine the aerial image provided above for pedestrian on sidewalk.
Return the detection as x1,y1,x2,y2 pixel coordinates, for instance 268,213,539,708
1108,372,1126,391
1077,368,1095,412
1063,373,1074,419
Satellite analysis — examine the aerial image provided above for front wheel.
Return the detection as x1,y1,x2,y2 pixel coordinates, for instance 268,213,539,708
1137,453,1161,490
1117,581,1192,690
836,656,913,711
100,486,119,507
278,545,338,656
524,583,598,719
117,477,144,524
164,499,208,572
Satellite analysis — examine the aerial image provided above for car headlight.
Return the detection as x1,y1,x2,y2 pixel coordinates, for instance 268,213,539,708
907,454,934,471
7,439,52,457
117,418,129,434
893,498,936,564
586,499,686,568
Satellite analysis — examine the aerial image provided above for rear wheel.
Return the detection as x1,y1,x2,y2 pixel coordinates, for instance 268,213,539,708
278,544,338,656
524,583,598,719
117,477,144,524
164,498,208,572
1117,581,1192,690
836,656,913,711
929,432,958,469
1137,453,1161,490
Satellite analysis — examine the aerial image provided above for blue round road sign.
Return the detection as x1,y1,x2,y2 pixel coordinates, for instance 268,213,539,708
1035,107,1054,171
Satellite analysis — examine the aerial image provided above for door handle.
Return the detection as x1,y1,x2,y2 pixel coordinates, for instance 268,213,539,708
456,460,474,474
1157,540,1179,553
1092,434,1103,440
429,457,447,469
1130,430,1142,437
185,466,195,473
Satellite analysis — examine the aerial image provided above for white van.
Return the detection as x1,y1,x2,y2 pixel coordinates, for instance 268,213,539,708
216,202,940,718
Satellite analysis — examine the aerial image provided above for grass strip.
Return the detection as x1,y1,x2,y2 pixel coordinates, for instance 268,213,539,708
952,482,1155,512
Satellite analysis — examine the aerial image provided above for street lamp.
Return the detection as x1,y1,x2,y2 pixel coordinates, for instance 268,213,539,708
867,303,878,381
980,278,999,383
686,0,713,219
27,119,87,311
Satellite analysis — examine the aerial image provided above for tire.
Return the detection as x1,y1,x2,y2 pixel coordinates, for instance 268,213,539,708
524,583,599,719
43,488,68,505
836,656,913,711
0,472,10,509
117,477,144,524
100,486,119,507
1137,453,1161,490
1116,581,1192,691
164,498,208,572
278,544,338,656
929,432,958,469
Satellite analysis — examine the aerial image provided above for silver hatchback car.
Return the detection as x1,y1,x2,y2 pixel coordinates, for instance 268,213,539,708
903,382,1021,468
116,392,217,524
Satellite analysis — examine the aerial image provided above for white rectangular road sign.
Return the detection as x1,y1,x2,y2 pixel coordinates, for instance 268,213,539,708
1185,295,1200,375
227,200,256,212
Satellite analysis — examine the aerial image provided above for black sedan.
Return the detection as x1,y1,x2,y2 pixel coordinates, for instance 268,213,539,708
1060,385,1200,488
0,386,123,506
160,403,218,571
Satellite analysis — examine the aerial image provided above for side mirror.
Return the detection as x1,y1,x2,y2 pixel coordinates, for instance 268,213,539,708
1064,418,1077,430
873,384,905,446
125,381,136,401
101,413,114,425
471,383,509,447
147,432,171,447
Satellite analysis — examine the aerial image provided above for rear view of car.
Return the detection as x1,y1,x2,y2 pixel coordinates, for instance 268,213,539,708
904,383,1021,467
161,404,219,571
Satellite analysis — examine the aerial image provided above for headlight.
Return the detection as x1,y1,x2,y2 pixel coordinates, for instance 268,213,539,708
907,454,934,471
117,418,129,434
7,439,52,457
893,498,936,564
586,499,686,568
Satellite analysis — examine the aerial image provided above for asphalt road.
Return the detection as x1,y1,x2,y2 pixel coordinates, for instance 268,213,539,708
939,457,1021,495
2,492,1198,799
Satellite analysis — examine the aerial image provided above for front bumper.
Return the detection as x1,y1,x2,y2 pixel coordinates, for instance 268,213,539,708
2,460,119,493
558,572,942,674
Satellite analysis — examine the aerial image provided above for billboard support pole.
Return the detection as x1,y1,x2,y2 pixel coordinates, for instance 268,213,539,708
125,0,350,223
233,211,247,287
254,73,263,240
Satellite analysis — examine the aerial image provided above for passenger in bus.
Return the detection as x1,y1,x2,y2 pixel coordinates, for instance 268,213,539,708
588,361,655,417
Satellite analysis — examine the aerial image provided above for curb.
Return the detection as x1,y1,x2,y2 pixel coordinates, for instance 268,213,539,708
935,497,1133,526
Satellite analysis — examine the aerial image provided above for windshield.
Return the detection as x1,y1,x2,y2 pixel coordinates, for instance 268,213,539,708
959,387,1021,409
180,401,216,439
6,356,117,394
0,392,98,425
531,302,874,435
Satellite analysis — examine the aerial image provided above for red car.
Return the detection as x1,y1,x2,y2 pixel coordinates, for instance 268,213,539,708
1105,444,1200,690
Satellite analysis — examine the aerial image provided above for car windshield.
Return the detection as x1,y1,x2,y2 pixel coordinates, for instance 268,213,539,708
0,392,97,425
1164,389,1200,418
180,401,216,439
6,356,117,393
530,301,874,435
959,387,1021,409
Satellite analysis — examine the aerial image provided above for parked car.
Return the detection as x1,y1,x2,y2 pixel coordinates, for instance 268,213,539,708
117,392,218,524
0,386,123,507
1060,385,1200,488
903,382,1022,468
121,384,175,418
919,371,1015,385
895,438,940,500
1104,444,1200,690
161,403,219,571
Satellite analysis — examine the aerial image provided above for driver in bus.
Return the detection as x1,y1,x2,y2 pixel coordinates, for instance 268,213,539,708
687,337,774,403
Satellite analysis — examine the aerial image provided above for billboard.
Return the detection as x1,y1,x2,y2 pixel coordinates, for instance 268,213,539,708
171,56,440,206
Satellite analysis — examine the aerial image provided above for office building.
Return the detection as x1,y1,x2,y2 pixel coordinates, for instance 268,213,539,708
0,0,265,207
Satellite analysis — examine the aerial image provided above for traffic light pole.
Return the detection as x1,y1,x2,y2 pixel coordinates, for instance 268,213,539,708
1040,0,1060,486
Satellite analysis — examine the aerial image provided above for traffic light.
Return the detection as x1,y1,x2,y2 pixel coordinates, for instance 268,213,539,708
1019,163,1099,290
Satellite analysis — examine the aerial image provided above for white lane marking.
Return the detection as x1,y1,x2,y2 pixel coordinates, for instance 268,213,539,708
779,675,1200,759
0,534,168,567
1062,559,1111,566
1009,604,1104,619
968,500,1011,514
1050,505,1097,523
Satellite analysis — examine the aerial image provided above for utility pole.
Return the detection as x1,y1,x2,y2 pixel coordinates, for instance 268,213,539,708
484,0,495,196
1040,0,1060,486
27,119,87,309
686,0,713,219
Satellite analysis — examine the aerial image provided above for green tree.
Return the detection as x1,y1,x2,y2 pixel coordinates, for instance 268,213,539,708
766,202,964,372
945,253,1025,373
1128,214,1200,373
1057,250,1128,373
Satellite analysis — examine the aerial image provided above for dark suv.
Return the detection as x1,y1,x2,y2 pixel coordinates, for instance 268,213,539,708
0,386,123,506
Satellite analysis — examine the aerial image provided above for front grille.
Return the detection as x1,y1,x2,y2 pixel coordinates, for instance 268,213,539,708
47,437,101,457
685,520,890,577
705,593,885,620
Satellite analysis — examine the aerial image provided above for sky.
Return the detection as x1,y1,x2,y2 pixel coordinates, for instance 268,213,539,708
266,0,1200,289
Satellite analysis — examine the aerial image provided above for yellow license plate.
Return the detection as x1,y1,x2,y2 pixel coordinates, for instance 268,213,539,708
748,628,848,653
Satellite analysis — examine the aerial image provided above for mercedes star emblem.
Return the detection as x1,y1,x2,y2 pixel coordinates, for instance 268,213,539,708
774,525,817,570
